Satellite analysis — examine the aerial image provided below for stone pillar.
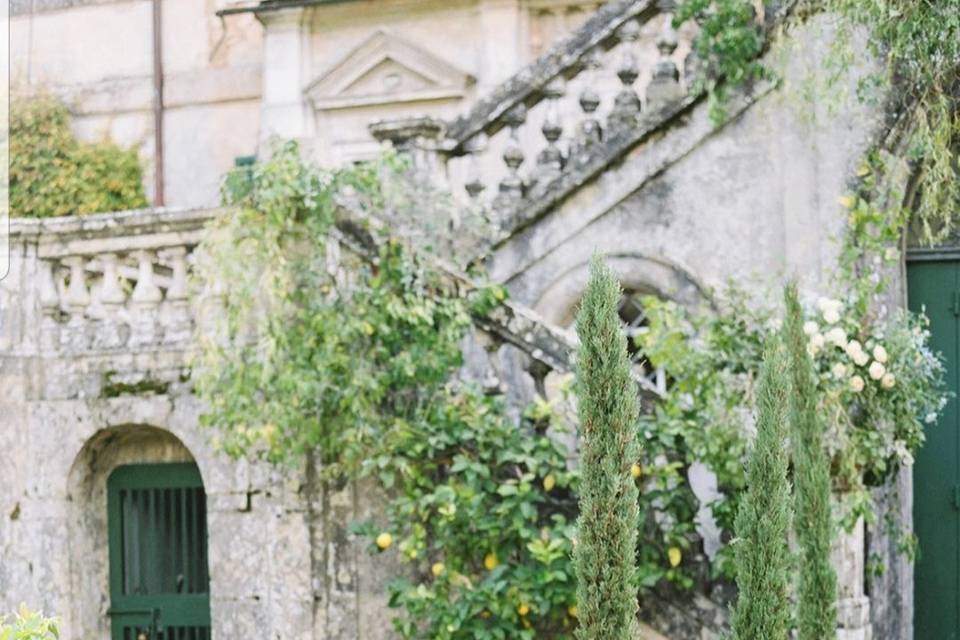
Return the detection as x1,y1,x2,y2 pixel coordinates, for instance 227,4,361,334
258,7,311,147
835,510,873,640
369,116,448,188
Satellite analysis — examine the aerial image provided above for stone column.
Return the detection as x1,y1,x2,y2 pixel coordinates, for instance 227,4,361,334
835,508,873,640
258,7,311,147
369,116,448,188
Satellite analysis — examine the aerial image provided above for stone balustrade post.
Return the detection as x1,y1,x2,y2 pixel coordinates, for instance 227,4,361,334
92,253,130,350
369,116,449,189
161,247,192,345
38,260,61,353
129,250,164,347
61,256,91,351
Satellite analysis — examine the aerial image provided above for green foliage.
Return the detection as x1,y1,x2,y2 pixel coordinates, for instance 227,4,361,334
572,256,641,640
10,95,147,218
825,0,959,244
0,606,59,640
197,143,581,637
674,0,766,122
784,284,836,640
730,339,791,640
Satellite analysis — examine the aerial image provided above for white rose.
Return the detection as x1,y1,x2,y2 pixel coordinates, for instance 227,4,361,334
854,350,870,367
881,372,896,389
868,361,886,380
850,375,865,393
803,321,819,336
873,344,888,363
845,340,863,358
832,362,847,378
810,333,825,348
823,308,841,324
825,327,847,348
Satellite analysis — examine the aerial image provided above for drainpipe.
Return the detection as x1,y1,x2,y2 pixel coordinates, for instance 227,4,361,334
152,0,165,206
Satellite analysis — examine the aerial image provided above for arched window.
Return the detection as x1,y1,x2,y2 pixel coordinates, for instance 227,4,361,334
617,289,667,396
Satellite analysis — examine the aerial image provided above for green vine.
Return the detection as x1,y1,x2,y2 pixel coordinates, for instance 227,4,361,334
196,145,703,638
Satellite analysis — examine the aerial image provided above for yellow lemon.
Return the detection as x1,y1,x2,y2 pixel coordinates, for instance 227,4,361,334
361,321,375,336
567,605,578,618
857,162,871,177
484,552,498,571
518,603,530,616
838,195,856,209
668,546,682,568
375,532,393,550
543,474,556,492
431,562,445,577
630,463,642,479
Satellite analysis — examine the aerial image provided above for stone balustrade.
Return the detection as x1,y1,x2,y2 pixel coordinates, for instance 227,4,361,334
7,208,218,357
370,0,694,228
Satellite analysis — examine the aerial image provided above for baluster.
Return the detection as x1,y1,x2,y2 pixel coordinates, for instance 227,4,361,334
477,331,506,396
646,13,682,108
92,253,130,349
463,134,488,200
533,77,567,189
493,105,528,211
572,48,604,164
61,256,91,351
162,247,192,345
38,260,61,352
129,250,164,347
608,19,643,130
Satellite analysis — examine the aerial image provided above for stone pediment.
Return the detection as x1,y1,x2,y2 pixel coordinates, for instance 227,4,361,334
305,30,475,110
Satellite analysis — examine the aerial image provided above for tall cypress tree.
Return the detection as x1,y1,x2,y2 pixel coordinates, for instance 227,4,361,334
784,284,837,640
731,338,792,640
573,256,641,640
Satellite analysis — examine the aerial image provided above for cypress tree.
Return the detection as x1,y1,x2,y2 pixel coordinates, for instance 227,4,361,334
730,338,792,640
784,284,837,640
573,256,642,640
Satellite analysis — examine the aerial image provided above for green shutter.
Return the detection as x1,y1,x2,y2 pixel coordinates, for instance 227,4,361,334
107,463,211,640
908,259,960,640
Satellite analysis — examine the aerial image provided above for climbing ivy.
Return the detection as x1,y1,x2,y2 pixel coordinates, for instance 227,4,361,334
10,95,147,218
676,0,958,240
825,0,959,244
196,144,705,638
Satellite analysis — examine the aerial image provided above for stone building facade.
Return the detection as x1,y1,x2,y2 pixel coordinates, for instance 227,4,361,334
1,0,928,638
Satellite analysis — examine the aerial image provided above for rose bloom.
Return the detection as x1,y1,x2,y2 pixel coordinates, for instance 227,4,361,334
832,362,847,378
810,333,826,349
850,375,865,392
881,372,896,389
868,361,886,380
803,321,819,336
873,344,888,363
854,350,870,367
845,340,863,359
825,327,847,347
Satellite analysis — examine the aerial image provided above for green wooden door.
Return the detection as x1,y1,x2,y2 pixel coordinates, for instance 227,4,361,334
909,259,960,639
107,463,211,640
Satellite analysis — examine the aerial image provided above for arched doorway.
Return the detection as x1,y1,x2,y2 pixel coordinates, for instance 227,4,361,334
66,425,211,640
107,463,210,640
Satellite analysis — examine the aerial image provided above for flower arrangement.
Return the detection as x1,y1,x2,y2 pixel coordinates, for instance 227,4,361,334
802,296,946,495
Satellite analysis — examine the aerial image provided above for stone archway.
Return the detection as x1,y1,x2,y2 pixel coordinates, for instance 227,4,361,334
66,425,200,640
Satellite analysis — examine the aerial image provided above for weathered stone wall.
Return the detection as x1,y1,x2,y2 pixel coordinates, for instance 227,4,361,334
1,9,910,640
